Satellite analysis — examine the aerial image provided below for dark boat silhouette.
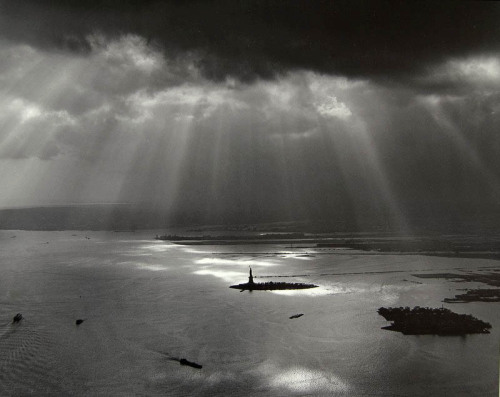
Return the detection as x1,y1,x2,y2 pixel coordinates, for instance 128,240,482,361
179,358,202,369
75,319,85,325
289,313,304,319
12,313,23,323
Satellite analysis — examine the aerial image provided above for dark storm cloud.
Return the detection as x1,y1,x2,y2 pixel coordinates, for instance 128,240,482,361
1,1,499,83
1,1,499,229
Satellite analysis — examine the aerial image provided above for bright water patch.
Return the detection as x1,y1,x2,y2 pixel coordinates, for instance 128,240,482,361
270,285,334,296
263,364,349,394
193,269,247,283
195,257,278,267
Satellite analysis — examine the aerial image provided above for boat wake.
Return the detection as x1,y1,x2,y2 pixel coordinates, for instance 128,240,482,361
0,320,61,394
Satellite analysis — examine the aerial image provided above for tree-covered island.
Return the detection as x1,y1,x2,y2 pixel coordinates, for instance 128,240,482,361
378,306,492,335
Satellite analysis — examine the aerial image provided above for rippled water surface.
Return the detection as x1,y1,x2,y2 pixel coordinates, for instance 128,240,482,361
0,230,498,396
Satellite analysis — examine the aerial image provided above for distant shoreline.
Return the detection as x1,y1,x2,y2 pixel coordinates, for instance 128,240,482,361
156,234,500,260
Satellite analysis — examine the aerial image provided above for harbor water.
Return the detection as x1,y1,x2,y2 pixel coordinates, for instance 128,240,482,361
0,230,498,396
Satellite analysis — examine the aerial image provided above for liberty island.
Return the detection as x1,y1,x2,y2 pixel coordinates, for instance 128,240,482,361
229,267,318,291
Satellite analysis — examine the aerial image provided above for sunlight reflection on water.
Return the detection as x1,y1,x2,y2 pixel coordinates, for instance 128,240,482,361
258,363,349,394
195,257,277,267
193,269,247,283
137,264,169,272
270,286,332,296
278,253,315,260
117,261,168,272
180,247,216,254
138,243,176,252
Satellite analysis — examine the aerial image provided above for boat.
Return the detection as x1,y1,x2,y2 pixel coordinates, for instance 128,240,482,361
179,358,202,369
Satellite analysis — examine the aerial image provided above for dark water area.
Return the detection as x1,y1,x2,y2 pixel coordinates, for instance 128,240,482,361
0,230,498,396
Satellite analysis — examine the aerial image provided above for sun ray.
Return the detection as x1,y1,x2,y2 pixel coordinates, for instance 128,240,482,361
420,94,500,197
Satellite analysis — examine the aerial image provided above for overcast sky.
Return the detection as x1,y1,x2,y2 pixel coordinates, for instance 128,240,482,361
1,1,499,228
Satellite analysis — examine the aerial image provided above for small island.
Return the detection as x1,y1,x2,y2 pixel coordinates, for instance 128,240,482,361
230,268,318,291
378,306,492,335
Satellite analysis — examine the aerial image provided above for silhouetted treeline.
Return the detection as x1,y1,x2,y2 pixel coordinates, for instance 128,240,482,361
378,306,492,335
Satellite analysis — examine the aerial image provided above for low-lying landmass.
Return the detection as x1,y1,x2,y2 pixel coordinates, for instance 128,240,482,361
155,233,316,245
414,272,500,287
443,288,500,303
155,232,306,241
317,239,500,259
155,233,500,260
378,306,492,335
